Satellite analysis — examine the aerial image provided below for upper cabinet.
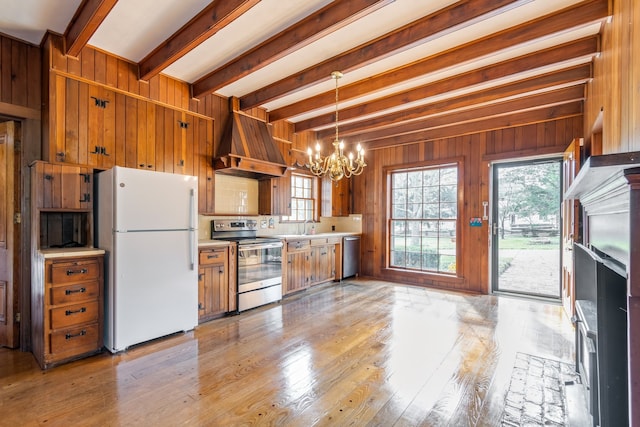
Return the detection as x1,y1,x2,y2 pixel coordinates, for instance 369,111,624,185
258,173,291,216
321,176,350,217
47,76,116,168
44,75,213,176
32,161,92,211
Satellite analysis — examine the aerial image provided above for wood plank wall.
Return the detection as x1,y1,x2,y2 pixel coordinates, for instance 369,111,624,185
42,33,231,153
352,116,583,294
0,35,41,112
585,0,640,153
0,33,42,351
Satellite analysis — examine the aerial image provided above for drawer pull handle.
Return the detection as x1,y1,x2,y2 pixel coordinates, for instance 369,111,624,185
66,268,88,276
207,255,218,259
65,330,87,340
65,307,87,316
65,287,86,295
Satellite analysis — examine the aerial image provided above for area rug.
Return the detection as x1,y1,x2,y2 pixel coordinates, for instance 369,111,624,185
500,352,579,426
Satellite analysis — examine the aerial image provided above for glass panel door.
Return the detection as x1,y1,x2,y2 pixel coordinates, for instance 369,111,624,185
491,159,562,299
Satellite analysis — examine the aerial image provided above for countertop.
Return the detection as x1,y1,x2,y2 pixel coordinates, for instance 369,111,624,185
198,233,359,246
198,239,237,248
271,232,359,240
40,247,106,259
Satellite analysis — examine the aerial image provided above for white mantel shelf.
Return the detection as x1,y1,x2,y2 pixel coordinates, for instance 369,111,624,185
565,151,640,200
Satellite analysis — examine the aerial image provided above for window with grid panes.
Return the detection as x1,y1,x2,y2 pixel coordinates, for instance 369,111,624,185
282,174,314,221
389,164,458,274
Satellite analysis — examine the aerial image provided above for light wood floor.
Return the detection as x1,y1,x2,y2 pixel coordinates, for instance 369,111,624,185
1,278,576,426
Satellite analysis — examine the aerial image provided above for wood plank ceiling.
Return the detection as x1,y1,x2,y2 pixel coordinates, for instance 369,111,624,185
1,0,610,150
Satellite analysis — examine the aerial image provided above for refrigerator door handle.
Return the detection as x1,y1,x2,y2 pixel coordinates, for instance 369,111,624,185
189,188,195,270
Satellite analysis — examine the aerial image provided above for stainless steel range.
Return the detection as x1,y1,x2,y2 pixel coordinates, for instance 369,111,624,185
211,219,283,312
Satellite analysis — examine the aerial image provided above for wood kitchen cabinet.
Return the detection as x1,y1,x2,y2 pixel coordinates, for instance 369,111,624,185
258,172,291,216
321,175,350,217
198,245,236,322
46,75,116,168
32,252,104,369
283,236,341,295
309,240,336,285
119,95,156,171
31,161,93,210
45,74,214,178
155,108,205,176
284,239,310,295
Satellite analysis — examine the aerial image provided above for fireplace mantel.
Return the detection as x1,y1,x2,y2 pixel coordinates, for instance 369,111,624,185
565,151,640,200
564,151,640,426
565,151,640,267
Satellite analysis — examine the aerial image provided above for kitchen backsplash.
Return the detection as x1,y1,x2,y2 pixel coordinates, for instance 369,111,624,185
198,174,362,240
198,214,362,240
213,175,258,215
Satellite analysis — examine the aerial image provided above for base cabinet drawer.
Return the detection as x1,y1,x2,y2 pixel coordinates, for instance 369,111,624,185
199,248,226,265
50,281,100,305
50,301,99,329
50,259,100,284
50,323,100,357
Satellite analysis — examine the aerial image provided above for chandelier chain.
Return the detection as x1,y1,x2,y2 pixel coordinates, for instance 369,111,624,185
335,73,339,143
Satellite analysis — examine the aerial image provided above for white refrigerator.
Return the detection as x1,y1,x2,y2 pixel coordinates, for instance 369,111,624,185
96,166,198,353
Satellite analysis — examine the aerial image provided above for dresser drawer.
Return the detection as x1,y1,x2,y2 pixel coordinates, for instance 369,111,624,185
50,301,99,329
199,248,226,265
50,323,100,356
50,259,100,285
50,281,100,305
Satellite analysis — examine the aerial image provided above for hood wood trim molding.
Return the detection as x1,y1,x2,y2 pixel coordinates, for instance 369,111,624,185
214,99,288,179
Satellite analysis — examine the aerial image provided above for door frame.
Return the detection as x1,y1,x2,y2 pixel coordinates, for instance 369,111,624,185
0,121,20,348
0,106,40,352
490,157,563,299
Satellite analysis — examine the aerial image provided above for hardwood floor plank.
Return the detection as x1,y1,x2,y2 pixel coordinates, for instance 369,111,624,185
0,279,576,426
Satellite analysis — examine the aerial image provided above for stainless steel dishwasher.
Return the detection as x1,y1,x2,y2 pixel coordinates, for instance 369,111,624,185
342,235,360,279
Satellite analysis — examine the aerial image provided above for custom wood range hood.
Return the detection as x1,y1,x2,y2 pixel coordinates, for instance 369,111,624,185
214,99,288,180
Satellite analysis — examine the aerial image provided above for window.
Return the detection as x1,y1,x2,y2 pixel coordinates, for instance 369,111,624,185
389,164,458,274
283,174,315,221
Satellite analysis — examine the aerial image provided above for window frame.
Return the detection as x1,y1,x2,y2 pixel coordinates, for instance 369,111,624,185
385,158,464,278
281,172,319,222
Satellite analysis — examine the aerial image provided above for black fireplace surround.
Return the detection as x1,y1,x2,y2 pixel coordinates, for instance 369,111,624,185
573,242,628,426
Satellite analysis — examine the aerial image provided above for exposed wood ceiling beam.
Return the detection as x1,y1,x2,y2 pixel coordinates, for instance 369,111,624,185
139,0,260,81
65,0,118,57
192,0,392,97
351,85,584,143
297,36,598,132
365,101,583,150
271,0,609,122
237,0,530,109
317,64,591,139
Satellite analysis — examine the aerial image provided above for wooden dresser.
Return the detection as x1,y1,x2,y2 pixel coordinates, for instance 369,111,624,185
32,249,105,369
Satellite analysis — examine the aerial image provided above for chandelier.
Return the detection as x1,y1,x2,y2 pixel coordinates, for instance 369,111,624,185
306,71,366,182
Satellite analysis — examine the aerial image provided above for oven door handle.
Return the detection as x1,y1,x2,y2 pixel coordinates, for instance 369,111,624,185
239,242,283,251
